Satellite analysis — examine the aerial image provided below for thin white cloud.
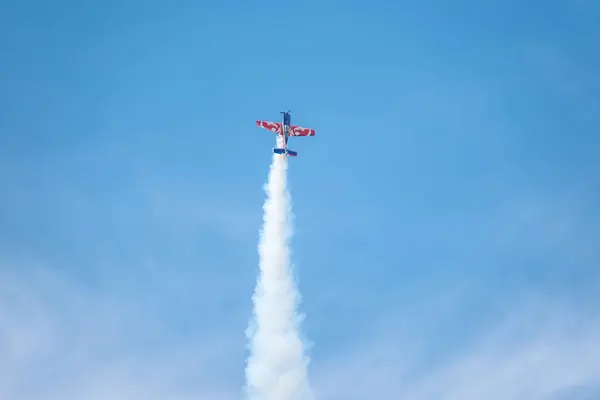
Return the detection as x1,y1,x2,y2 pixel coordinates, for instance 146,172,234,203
311,297,600,400
0,262,242,400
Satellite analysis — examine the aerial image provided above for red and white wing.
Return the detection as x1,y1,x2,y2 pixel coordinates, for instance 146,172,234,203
256,120,283,135
289,124,316,137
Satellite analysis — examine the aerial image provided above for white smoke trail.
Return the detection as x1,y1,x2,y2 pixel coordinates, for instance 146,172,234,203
245,144,312,400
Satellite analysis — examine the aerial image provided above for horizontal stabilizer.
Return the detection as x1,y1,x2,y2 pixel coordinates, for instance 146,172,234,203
273,148,297,157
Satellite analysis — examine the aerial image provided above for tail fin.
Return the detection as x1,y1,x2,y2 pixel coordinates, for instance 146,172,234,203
273,148,297,157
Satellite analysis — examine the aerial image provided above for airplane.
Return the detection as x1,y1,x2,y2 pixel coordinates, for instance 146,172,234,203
256,110,315,157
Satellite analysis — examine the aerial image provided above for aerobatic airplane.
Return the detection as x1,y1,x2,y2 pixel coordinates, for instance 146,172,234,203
256,110,315,157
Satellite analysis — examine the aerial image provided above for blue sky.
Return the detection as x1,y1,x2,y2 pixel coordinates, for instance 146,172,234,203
1,0,600,398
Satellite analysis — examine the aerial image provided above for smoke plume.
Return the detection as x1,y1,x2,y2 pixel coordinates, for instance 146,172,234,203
245,146,312,400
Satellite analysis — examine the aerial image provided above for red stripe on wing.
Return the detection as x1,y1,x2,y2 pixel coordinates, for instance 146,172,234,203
289,124,316,136
256,120,283,135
